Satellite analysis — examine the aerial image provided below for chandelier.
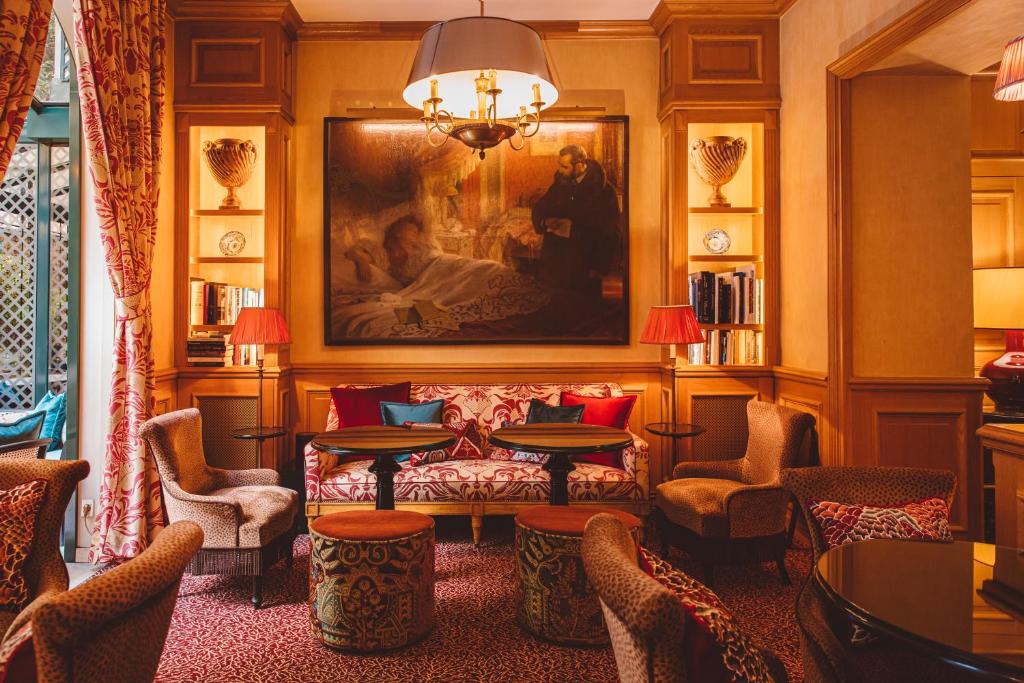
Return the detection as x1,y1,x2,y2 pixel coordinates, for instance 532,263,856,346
402,1,559,159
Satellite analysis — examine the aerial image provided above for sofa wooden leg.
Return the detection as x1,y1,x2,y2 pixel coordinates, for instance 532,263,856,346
471,515,483,547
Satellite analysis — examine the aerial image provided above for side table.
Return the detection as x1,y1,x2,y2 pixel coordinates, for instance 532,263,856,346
643,422,705,465
231,425,287,470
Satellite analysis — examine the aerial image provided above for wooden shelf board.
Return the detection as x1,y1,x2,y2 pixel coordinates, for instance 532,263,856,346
688,254,763,263
688,206,763,215
698,323,764,330
191,208,264,217
190,324,233,332
190,256,265,264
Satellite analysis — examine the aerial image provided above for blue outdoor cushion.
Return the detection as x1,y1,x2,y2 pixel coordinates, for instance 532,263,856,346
380,399,445,462
34,391,67,451
0,410,47,446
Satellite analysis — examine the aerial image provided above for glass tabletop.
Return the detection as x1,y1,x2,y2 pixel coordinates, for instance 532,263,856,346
815,539,1024,677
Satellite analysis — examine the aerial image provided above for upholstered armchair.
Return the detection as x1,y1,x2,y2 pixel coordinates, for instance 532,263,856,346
0,439,52,460
22,521,203,683
140,408,298,607
654,400,815,585
0,459,89,642
780,466,959,683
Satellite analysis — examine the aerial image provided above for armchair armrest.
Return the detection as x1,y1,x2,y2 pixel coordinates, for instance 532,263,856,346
209,467,279,488
672,458,744,481
161,479,240,547
724,483,790,538
621,432,649,500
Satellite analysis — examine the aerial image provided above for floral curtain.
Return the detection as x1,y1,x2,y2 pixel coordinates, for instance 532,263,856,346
0,0,54,178
74,0,166,562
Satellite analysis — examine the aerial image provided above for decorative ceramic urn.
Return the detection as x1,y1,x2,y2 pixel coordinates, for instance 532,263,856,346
202,138,258,210
688,136,747,207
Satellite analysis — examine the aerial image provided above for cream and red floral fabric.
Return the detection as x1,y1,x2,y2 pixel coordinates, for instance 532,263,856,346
306,383,648,504
0,0,53,179
74,0,167,562
0,478,47,611
808,497,953,550
406,420,484,466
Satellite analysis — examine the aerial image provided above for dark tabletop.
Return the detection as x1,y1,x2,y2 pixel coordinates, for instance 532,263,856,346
644,422,705,438
312,426,456,456
488,423,632,455
815,539,1024,678
231,426,287,440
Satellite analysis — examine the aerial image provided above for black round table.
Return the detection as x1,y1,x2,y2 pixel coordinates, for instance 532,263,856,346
644,422,704,466
311,426,456,510
488,424,632,506
815,538,1024,681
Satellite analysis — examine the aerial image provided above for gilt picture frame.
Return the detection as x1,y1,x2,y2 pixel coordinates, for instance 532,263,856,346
322,116,629,345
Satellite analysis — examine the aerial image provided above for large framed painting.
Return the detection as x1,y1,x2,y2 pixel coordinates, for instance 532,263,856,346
323,116,629,345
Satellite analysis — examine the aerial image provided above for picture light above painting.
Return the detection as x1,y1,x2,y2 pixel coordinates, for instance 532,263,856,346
322,116,630,345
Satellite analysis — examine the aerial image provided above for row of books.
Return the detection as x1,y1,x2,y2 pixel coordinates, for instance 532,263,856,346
186,333,258,367
687,267,763,324
687,329,764,366
189,278,264,326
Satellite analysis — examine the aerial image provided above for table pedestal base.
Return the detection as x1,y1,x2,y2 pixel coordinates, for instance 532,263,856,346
369,455,402,510
543,453,575,506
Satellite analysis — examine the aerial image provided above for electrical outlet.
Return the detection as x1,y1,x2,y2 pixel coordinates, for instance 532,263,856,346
81,499,94,519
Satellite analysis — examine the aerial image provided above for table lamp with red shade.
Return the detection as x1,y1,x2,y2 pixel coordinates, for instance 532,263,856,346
639,304,705,424
231,307,292,435
974,267,1024,415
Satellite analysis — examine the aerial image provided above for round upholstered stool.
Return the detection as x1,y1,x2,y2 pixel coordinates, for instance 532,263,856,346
309,510,435,652
514,506,641,645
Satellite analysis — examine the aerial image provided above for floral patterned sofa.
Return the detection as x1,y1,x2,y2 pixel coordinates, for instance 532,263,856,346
304,382,650,544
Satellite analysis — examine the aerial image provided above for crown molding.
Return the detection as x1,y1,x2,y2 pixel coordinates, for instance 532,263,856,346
649,0,795,35
170,0,302,35
296,19,655,41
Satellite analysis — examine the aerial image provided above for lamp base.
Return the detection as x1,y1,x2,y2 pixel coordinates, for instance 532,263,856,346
982,330,1024,416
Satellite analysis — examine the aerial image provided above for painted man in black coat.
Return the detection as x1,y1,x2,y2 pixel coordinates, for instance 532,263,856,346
531,144,621,295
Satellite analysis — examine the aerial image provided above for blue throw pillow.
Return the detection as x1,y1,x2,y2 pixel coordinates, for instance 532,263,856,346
0,410,47,446
380,399,445,463
34,391,67,451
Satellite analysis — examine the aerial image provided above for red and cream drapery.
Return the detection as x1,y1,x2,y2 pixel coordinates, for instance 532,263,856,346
74,0,166,561
0,0,54,178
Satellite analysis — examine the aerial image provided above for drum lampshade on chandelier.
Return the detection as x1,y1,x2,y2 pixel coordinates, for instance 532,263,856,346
402,1,558,159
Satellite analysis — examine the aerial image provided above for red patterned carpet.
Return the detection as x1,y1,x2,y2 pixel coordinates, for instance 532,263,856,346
156,517,810,682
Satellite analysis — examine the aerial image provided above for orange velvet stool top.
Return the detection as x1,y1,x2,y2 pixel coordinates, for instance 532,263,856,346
310,510,434,541
516,506,639,537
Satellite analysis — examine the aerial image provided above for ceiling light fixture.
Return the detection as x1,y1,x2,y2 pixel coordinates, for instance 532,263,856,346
994,34,1024,101
402,0,559,159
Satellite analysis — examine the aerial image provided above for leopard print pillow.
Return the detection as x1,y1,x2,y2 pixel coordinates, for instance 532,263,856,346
808,497,952,549
0,478,48,611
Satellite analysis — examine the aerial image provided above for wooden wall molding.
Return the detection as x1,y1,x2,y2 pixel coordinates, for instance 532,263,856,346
848,377,989,393
171,0,301,36
650,0,797,35
771,365,826,385
297,20,656,41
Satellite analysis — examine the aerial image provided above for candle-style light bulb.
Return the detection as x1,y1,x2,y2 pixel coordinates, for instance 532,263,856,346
422,100,431,119
430,79,439,100
488,69,497,91
532,83,541,103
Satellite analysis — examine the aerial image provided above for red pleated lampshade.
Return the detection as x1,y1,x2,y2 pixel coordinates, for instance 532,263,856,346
639,305,704,345
995,34,1024,102
231,307,292,345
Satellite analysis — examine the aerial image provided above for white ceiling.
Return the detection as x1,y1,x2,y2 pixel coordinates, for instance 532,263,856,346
292,0,661,23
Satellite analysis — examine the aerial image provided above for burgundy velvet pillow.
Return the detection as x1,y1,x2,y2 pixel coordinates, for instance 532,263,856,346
0,623,34,683
559,392,637,469
329,382,412,429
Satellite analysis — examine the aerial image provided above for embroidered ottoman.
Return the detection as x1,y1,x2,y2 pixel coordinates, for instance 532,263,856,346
515,506,640,645
309,510,435,652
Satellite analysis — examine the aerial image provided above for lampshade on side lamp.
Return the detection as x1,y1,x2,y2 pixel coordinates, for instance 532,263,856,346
994,35,1024,101
974,268,1024,415
231,307,292,434
640,305,705,427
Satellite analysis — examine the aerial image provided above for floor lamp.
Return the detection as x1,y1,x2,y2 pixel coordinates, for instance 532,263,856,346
639,304,705,461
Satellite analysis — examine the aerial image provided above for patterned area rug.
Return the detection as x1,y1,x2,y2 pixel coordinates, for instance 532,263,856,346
156,517,810,682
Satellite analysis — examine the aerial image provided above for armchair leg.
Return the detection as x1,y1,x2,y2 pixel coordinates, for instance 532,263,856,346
786,497,800,547
285,533,294,569
776,553,790,585
252,576,263,608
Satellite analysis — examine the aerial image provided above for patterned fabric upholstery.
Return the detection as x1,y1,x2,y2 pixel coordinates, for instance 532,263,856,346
0,459,89,643
657,400,814,539
779,466,957,563
29,522,202,683
515,507,640,645
0,479,48,611
305,383,649,506
141,409,298,549
309,511,435,652
808,497,952,549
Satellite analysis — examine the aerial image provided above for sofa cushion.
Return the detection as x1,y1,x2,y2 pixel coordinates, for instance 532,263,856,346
525,398,584,425
380,400,444,427
808,497,952,550
319,458,638,503
330,382,411,429
0,479,47,611
655,478,746,537
407,421,484,466
560,392,636,469
206,485,297,548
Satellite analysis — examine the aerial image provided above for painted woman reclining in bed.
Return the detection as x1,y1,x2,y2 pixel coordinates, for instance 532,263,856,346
331,214,549,339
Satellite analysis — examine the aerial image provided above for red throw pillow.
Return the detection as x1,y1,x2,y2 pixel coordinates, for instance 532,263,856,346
329,382,412,429
0,479,47,611
808,497,953,550
559,392,637,469
406,421,485,466
641,547,773,683
0,622,35,683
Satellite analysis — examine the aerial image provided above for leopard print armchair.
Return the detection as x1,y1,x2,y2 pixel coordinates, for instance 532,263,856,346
0,459,89,642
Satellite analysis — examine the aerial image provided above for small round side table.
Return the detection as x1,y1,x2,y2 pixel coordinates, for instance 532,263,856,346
231,426,287,469
644,422,705,464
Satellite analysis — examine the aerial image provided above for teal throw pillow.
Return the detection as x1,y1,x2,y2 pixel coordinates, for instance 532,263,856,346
34,391,67,451
0,410,47,446
380,399,445,462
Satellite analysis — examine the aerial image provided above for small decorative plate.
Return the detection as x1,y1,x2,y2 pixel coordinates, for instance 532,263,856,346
218,230,246,256
702,228,731,255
